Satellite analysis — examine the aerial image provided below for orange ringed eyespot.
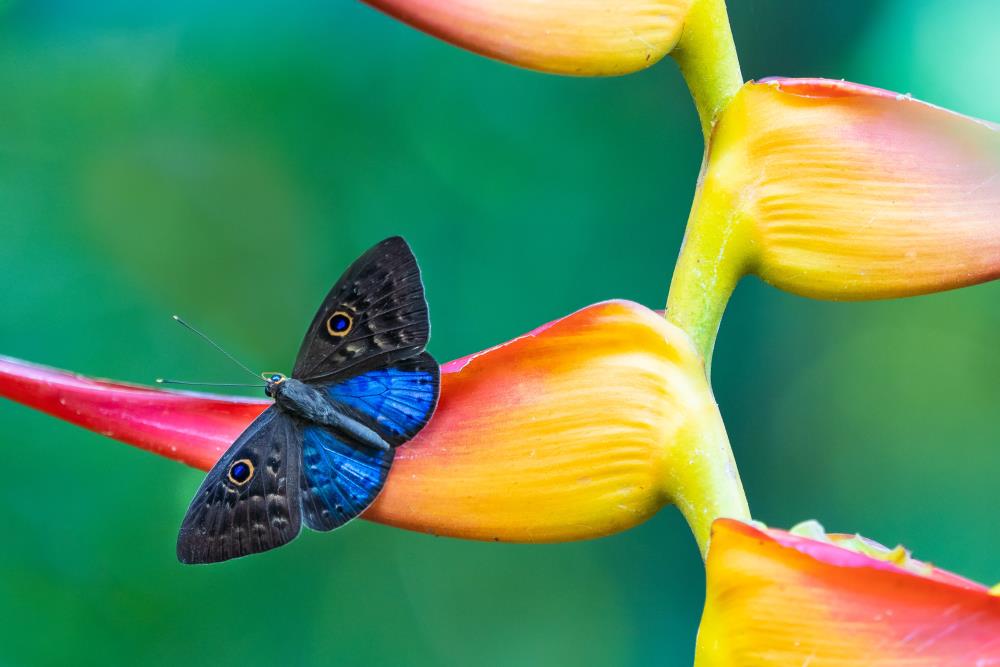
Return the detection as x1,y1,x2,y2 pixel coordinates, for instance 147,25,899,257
326,311,353,337
228,459,254,485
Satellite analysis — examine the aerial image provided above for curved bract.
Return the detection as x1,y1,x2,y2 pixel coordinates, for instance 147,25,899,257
363,0,692,76
361,0,741,137
0,301,746,550
738,79,1000,299
0,358,267,470
668,77,1000,361
379,300,745,548
696,520,1000,666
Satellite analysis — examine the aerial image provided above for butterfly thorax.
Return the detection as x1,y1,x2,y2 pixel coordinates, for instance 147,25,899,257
272,377,392,452
270,377,317,417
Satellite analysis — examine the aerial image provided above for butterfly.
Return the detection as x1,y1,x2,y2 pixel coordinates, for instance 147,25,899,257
176,237,440,564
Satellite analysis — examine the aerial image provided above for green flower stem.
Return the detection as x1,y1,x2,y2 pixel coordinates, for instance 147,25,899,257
664,0,750,553
671,0,743,140
667,0,746,368
666,178,752,370
668,399,752,559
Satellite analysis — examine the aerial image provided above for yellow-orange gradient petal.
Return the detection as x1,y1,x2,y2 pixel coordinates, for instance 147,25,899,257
369,300,745,545
0,301,746,547
363,0,692,76
695,519,1000,666
705,78,1000,301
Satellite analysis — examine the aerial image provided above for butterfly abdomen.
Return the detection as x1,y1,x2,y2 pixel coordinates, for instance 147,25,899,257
273,378,392,451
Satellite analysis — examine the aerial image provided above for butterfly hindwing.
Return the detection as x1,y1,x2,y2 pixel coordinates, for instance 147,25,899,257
176,407,302,564
323,351,440,447
299,353,439,530
292,237,430,382
299,425,394,531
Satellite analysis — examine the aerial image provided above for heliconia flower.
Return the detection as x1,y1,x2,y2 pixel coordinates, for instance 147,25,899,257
362,0,694,76
668,77,1000,361
0,300,747,553
695,519,1000,666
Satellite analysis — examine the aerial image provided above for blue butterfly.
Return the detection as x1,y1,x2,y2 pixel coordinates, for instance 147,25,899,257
176,237,439,564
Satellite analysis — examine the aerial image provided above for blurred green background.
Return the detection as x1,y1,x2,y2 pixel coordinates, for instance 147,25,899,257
1,0,999,664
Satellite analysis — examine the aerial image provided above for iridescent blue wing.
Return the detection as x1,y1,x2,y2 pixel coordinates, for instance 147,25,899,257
299,352,439,531
299,426,395,531
323,351,439,447
176,407,302,564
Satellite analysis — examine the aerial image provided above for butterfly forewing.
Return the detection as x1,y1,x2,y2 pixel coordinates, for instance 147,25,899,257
292,236,431,382
177,407,302,564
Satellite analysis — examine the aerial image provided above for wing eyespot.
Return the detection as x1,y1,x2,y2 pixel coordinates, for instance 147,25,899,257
325,311,353,338
227,458,255,486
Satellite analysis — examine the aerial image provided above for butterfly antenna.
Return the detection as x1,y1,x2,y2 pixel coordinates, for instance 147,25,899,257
170,315,262,381
156,379,264,388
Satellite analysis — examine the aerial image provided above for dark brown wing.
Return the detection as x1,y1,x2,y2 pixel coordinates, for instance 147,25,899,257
176,407,302,564
291,237,430,382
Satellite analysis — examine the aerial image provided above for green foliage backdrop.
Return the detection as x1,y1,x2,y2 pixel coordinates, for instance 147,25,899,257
1,1,998,664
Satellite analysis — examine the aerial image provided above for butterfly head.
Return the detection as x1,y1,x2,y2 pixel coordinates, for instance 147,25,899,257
263,372,287,398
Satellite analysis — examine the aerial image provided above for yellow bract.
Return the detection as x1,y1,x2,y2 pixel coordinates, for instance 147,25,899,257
717,79,1000,300
669,78,1000,362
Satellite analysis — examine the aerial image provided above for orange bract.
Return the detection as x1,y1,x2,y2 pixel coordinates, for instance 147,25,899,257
696,519,1000,666
371,300,733,542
